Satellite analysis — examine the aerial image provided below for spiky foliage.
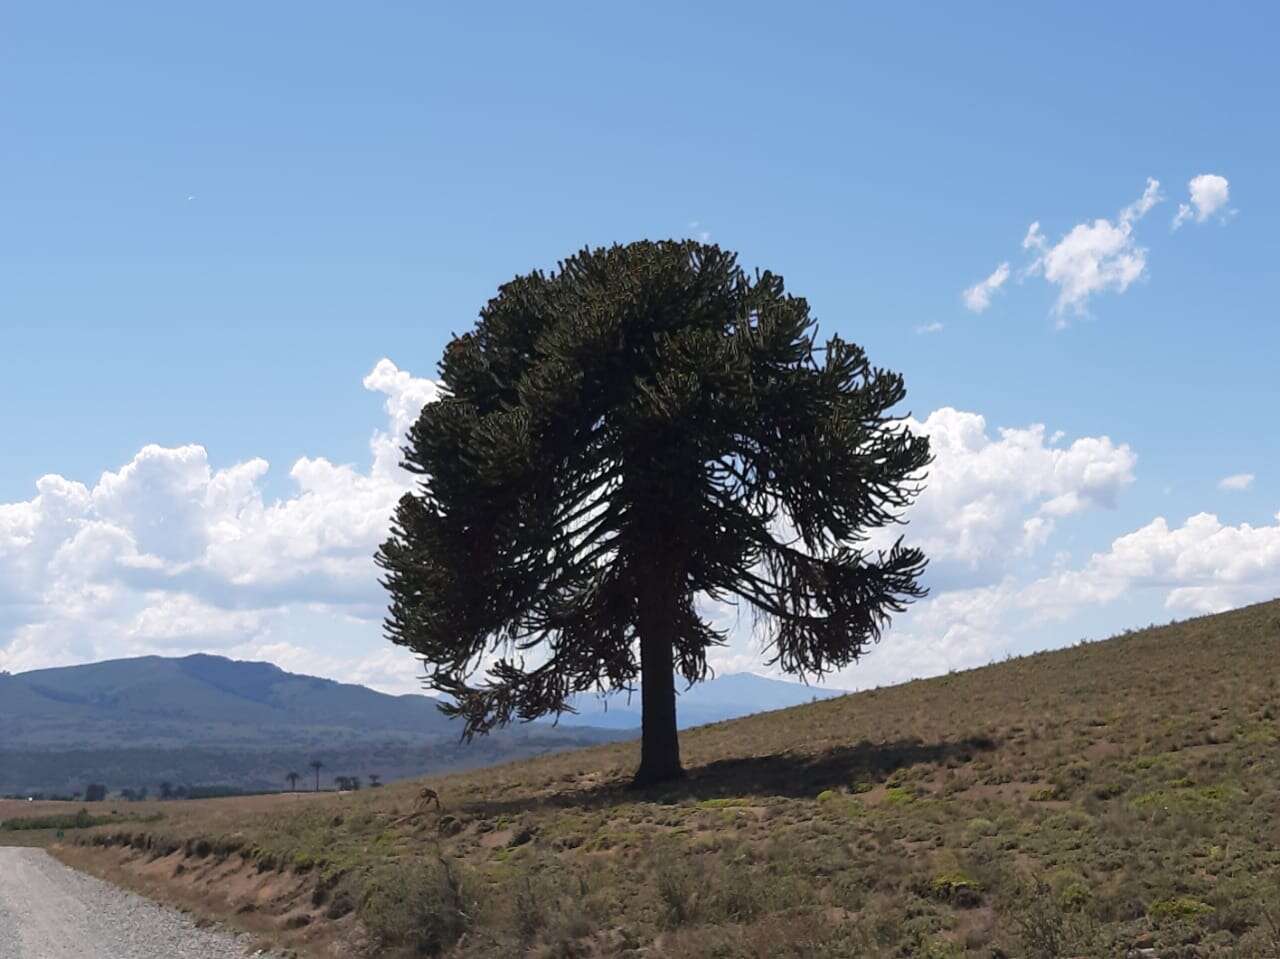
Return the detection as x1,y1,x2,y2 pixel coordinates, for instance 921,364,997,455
377,240,931,783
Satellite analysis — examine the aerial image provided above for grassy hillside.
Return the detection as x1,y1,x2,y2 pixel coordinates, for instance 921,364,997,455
37,599,1280,957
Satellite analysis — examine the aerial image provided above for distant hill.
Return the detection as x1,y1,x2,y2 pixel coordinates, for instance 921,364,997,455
0,654,625,795
0,653,457,749
556,672,847,729
0,656,845,795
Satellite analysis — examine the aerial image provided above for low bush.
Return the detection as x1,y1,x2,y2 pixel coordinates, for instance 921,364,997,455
360,857,479,956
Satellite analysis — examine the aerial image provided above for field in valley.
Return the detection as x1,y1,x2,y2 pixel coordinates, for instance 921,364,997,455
0,793,335,849
8,599,1280,957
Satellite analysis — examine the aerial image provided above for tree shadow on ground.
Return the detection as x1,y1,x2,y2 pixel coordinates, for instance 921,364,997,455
459,735,997,818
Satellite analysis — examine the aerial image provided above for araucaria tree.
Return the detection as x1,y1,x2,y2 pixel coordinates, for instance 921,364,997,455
377,241,931,786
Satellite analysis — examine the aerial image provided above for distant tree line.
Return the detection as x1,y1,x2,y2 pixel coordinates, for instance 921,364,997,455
7,771,387,803
1,732,610,798
290,767,383,793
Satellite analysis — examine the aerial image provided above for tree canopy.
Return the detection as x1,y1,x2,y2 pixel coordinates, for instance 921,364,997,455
378,240,931,784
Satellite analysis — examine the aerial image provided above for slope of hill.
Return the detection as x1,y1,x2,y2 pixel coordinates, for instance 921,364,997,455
23,599,1280,957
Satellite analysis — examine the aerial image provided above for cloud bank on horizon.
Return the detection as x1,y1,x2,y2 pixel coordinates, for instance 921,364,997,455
2,358,1276,695
964,174,1234,323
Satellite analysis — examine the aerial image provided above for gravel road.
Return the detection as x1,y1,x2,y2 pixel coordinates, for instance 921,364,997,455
0,847,264,959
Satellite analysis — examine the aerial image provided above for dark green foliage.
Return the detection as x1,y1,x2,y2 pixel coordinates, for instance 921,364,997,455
378,240,931,782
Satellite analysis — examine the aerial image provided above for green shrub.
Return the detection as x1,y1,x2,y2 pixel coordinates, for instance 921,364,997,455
654,852,702,928
929,872,981,907
963,817,997,842
1015,880,1102,959
511,877,547,946
1091,782,1125,800
698,797,751,809
360,858,478,955
1058,881,1092,911
884,786,915,805
1132,784,1241,816
711,866,770,922
1149,897,1214,921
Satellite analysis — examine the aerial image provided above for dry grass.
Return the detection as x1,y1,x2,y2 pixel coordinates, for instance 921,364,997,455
17,598,1280,957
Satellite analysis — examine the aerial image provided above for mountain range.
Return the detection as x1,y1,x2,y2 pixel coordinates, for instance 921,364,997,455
558,671,846,729
1,653,456,749
0,655,843,795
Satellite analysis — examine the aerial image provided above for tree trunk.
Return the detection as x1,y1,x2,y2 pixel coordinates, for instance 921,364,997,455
633,558,684,787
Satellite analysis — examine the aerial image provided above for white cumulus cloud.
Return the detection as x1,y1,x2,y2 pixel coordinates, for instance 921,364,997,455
1218,472,1255,492
962,262,1010,313
1022,511,1280,617
5,358,1274,704
0,360,443,687
1173,174,1231,229
1023,178,1162,322
892,409,1136,586
968,173,1235,326
816,506,1280,691
712,409,1141,686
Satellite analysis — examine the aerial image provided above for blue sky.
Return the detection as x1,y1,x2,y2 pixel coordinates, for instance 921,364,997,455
2,3,1276,692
